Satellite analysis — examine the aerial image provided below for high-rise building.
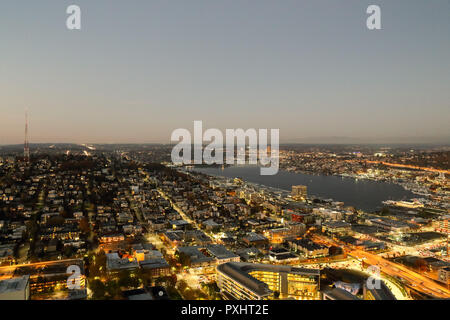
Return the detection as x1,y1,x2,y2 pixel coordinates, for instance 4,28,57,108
291,185,307,200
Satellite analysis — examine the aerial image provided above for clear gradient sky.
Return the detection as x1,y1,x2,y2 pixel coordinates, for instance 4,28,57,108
1,1,449,144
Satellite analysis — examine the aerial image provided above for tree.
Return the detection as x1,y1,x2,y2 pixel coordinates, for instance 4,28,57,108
177,279,188,293
380,207,390,216
155,276,165,286
202,282,221,300
79,217,91,234
183,288,208,300
178,252,191,267
63,245,75,258
47,215,65,226
168,274,177,287
118,270,140,288
105,280,121,299
136,268,153,287
88,251,107,278
89,279,106,300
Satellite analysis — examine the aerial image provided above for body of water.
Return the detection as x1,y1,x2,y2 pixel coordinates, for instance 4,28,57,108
193,165,417,212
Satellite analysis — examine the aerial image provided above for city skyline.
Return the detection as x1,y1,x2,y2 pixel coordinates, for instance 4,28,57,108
1,1,449,305
1,143,449,301
2,108,450,145
1,0,449,145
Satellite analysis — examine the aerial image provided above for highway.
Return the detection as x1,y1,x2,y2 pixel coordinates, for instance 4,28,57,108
346,159,450,175
312,234,450,299
349,249,450,299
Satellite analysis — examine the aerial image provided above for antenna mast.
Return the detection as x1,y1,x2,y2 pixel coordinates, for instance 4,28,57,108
24,109,30,162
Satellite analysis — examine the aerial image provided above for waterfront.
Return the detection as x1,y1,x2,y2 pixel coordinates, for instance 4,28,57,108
194,165,417,212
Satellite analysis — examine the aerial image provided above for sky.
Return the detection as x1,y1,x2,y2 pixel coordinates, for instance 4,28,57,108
1,0,449,144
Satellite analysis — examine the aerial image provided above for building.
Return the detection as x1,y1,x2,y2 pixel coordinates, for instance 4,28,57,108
288,239,329,258
236,248,262,262
438,267,450,285
176,246,215,268
435,217,449,234
202,219,221,232
140,258,171,277
322,286,360,300
291,185,307,200
206,244,241,264
268,248,299,263
170,219,191,230
99,234,125,243
322,221,352,235
106,252,139,272
162,230,184,247
242,232,268,247
385,200,424,209
132,248,171,277
0,244,14,264
313,208,343,220
216,262,320,300
369,218,412,233
264,223,306,244
289,212,314,224
0,276,30,300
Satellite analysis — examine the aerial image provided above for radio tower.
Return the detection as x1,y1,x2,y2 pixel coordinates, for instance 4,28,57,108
24,109,30,162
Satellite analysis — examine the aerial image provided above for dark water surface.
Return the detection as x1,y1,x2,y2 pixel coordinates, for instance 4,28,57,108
194,166,416,212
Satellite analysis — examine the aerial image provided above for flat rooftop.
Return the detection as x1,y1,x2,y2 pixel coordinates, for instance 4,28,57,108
0,275,29,295
207,244,239,260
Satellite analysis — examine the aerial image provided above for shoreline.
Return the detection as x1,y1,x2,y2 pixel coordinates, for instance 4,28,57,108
186,165,420,213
